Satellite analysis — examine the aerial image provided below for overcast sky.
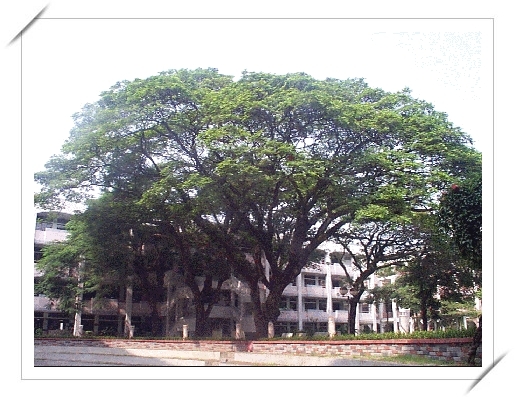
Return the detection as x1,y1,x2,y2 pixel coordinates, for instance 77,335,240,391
22,18,492,177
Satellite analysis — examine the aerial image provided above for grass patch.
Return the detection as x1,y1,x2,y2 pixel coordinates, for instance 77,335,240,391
360,353,467,366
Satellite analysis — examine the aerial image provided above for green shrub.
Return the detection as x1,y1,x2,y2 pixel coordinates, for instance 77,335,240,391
265,328,475,341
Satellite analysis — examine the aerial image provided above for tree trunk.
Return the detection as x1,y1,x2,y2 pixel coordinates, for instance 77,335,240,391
194,303,211,337
420,300,428,331
348,297,359,334
149,302,162,336
248,282,268,338
467,315,482,365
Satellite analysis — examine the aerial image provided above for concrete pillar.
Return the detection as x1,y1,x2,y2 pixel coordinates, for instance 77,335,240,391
398,308,410,334
297,273,303,331
73,311,83,337
326,263,334,335
268,321,275,338
326,262,332,312
379,302,385,333
372,303,377,333
73,259,85,337
129,325,135,339
328,316,336,338
182,324,188,339
124,283,133,338
73,316,83,337
355,302,360,335
235,323,243,340
463,316,468,330
392,300,398,333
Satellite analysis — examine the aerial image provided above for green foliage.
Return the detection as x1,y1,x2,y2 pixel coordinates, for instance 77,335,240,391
268,328,475,341
439,175,482,270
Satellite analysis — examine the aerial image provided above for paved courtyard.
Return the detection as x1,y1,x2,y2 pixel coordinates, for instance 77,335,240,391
34,344,404,366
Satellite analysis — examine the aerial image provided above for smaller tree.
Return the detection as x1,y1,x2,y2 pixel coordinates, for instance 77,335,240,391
35,240,83,315
365,283,397,332
332,219,420,334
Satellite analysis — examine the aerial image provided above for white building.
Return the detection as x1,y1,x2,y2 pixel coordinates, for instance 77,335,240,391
34,212,405,338
34,212,74,332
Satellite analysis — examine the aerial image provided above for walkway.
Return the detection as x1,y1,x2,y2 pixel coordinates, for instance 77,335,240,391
34,344,404,366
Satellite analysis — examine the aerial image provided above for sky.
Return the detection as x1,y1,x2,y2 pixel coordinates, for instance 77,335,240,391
23,18,492,178
4,0,513,391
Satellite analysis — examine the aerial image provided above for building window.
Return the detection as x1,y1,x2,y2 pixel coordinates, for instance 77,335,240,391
304,275,317,286
304,275,325,287
361,303,370,313
317,322,328,332
331,278,341,288
304,298,327,311
385,300,393,313
280,297,297,311
275,322,288,334
333,300,350,311
304,299,317,310
303,322,327,333
280,298,288,310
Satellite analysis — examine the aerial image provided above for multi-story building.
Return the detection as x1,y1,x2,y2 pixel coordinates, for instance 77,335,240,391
34,211,73,333
34,212,407,338
274,259,401,336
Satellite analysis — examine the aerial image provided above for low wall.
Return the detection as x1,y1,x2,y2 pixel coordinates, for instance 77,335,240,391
34,337,481,365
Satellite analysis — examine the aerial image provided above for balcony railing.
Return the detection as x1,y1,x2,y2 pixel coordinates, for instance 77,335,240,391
303,310,330,322
277,310,299,322
299,286,327,298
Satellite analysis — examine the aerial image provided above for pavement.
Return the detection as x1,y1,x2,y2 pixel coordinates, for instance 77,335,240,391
34,344,404,366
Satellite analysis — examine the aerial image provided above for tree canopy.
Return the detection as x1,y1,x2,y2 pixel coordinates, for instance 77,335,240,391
35,68,481,337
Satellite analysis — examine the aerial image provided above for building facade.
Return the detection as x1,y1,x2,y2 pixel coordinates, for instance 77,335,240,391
34,212,407,338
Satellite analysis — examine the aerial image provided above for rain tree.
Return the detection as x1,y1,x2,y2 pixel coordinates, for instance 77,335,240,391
35,69,480,337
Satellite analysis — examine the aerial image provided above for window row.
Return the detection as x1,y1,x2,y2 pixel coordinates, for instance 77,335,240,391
280,297,371,313
290,275,370,289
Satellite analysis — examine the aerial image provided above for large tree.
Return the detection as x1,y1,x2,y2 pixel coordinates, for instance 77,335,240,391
35,69,480,337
